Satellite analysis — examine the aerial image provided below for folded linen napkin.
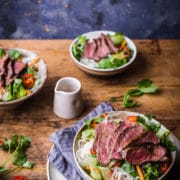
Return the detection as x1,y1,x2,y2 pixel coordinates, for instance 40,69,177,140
48,102,114,180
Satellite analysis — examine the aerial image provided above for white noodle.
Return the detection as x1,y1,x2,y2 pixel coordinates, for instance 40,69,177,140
111,167,139,180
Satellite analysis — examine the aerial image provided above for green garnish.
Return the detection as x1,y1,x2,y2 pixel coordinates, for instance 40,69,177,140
8,50,21,59
84,119,91,127
123,93,137,108
122,79,159,108
137,79,159,93
0,49,5,58
109,97,117,102
72,36,87,60
0,134,34,177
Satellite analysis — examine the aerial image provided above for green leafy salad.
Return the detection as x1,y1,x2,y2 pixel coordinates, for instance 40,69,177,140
0,48,42,102
75,112,176,180
72,32,134,69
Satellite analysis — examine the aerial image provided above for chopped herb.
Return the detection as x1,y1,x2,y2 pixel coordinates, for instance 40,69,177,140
122,79,159,108
137,79,159,94
109,97,117,102
145,114,155,121
122,161,139,177
0,134,34,177
127,89,143,96
8,50,21,60
93,117,104,123
123,93,137,108
0,49,5,58
84,119,91,127
137,79,152,88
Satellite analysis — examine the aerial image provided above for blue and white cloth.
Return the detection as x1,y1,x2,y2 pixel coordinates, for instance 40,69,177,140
48,102,114,180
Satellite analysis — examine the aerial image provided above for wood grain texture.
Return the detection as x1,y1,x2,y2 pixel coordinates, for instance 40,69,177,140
0,40,179,180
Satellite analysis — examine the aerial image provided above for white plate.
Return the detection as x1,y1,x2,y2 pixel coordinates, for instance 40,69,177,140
47,160,66,180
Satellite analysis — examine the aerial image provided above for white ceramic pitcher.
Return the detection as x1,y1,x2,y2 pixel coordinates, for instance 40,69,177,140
53,77,84,119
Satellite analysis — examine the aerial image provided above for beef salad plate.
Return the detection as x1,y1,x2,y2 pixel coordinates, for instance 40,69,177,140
73,111,177,180
0,48,47,108
69,31,137,76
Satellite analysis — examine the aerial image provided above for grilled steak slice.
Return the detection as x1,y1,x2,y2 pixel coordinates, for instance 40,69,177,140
0,53,9,88
107,120,136,161
101,33,119,54
130,130,160,146
83,42,92,59
125,145,167,165
83,33,119,61
95,120,118,165
114,125,144,153
14,61,26,75
5,60,15,85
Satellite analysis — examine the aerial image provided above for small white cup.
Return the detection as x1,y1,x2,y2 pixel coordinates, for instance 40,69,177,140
53,77,84,119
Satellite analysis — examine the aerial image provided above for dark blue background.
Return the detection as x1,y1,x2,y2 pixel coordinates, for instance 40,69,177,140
0,0,180,39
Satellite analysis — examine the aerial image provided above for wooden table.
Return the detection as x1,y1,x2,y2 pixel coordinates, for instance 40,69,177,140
0,40,179,180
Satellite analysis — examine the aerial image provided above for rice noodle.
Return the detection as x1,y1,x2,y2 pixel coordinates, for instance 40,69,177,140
76,138,94,162
111,167,139,180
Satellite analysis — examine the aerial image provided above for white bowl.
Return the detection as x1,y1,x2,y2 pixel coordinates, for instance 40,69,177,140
0,48,47,109
73,111,176,180
70,31,137,76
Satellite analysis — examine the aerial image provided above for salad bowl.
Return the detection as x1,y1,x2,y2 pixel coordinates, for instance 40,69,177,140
69,31,137,76
0,48,47,109
73,111,176,180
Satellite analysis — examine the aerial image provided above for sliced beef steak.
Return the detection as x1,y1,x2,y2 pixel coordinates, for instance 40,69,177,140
14,61,26,75
83,33,119,61
0,53,9,88
114,125,144,153
107,120,136,161
125,145,167,165
95,120,118,165
5,60,15,85
131,130,160,146
101,33,119,53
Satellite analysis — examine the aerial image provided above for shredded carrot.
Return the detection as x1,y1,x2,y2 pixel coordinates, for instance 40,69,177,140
25,89,31,95
91,122,98,128
29,57,40,67
127,116,138,122
120,40,126,49
123,46,131,56
90,148,96,155
136,165,144,180
112,162,121,168
102,113,107,118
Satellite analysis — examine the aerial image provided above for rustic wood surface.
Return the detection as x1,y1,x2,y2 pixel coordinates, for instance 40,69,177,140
0,40,179,180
